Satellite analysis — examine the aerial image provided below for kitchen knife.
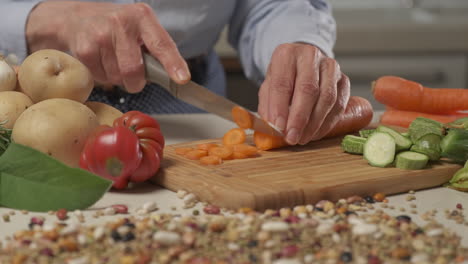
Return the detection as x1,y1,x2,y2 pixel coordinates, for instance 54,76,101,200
143,52,284,138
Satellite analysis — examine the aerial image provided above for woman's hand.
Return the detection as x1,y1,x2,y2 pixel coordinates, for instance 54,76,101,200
258,43,351,145
26,1,190,93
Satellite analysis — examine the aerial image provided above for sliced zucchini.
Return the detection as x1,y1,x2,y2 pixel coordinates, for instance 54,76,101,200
364,132,396,168
359,129,375,138
341,135,366,154
395,151,429,170
376,125,412,151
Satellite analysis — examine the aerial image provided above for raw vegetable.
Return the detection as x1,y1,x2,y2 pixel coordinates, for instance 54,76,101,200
231,144,258,157
197,143,219,151
0,91,33,129
84,101,123,126
324,96,374,138
341,135,366,154
231,106,253,129
185,149,208,160
446,167,468,191
114,111,165,182
0,56,17,92
0,120,12,156
363,132,396,168
253,131,288,151
446,117,468,129
440,129,468,163
359,129,375,138
175,147,194,155
380,109,466,128
410,134,442,161
253,96,373,150
12,98,99,167
209,146,234,160
80,125,142,189
372,75,468,114
408,117,444,143
223,128,246,146
395,151,429,170
0,143,111,212
200,155,223,165
376,125,412,151
18,49,94,103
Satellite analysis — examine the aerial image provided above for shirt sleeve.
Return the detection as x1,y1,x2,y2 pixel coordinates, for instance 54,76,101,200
228,0,336,85
0,1,42,61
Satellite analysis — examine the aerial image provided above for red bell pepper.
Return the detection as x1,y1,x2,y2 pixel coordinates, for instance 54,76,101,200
80,125,142,189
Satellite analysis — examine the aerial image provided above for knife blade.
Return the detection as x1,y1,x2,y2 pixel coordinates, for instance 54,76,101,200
143,53,284,138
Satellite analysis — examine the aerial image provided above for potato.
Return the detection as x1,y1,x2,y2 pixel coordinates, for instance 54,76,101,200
85,101,123,126
18,49,93,103
12,98,99,167
0,91,33,129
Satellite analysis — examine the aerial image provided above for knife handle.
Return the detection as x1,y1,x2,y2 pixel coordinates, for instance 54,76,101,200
143,52,172,91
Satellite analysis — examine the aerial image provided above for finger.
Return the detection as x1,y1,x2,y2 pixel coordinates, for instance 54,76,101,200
257,81,269,120
136,3,190,84
299,58,341,144
284,48,321,145
267,45,297,131
72,35,107,83
100,45,123,86
113,18,146,93
306,73,350,142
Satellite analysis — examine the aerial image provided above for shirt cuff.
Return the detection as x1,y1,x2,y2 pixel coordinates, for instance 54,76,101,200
0,1,43,62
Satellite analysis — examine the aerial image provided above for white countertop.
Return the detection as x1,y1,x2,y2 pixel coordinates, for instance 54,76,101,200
1,113,467,247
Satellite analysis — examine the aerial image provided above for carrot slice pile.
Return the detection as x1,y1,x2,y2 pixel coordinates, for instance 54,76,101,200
200,155,223,165
208,146,234,160
232,144,258,157
231,106,253,129
222,128,246,146
197,143,219,151
184,149,208,160
175,147,194,156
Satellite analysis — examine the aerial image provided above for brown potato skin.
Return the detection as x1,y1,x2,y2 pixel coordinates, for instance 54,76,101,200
12,98,99,167
18,49,93,103
0,91,33,129
84,101,123,127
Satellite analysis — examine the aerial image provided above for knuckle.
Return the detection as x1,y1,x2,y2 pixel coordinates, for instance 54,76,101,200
74,45,95,63
271,77,294,95
297,81,319,97
273,44,294,58
133,2,153,17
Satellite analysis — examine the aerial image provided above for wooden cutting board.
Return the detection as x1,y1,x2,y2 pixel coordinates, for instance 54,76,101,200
151,135,462,211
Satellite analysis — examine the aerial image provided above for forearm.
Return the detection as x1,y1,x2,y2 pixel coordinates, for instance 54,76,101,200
229,0,336,84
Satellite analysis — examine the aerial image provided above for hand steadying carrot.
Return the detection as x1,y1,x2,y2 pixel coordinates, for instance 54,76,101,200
373,76,468,114
254,96,374,150
380,109,468,128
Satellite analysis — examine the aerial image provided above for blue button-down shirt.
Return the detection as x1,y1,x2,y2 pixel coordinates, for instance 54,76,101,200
0,0,336,114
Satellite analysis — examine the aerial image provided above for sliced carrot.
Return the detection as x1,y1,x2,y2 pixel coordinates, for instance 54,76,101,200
373,75,468,114
175,147,194,156
232,144,258,157
200,155,223,165
184,149,208,160
222,128,246,146
380,109,468,128
231,106,253,129
232,151,249,159
253,131,288,151
197,143,219,151
208,146,234,160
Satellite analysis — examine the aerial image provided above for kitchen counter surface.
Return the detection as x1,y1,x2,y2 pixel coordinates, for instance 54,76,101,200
1,113,467,248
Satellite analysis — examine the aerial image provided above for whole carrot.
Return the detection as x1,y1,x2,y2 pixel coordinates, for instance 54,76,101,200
380,109,468,128
253,96,374,150
373,76,468,114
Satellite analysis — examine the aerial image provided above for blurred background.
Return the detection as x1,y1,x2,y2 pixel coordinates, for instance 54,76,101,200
214,0,468,111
